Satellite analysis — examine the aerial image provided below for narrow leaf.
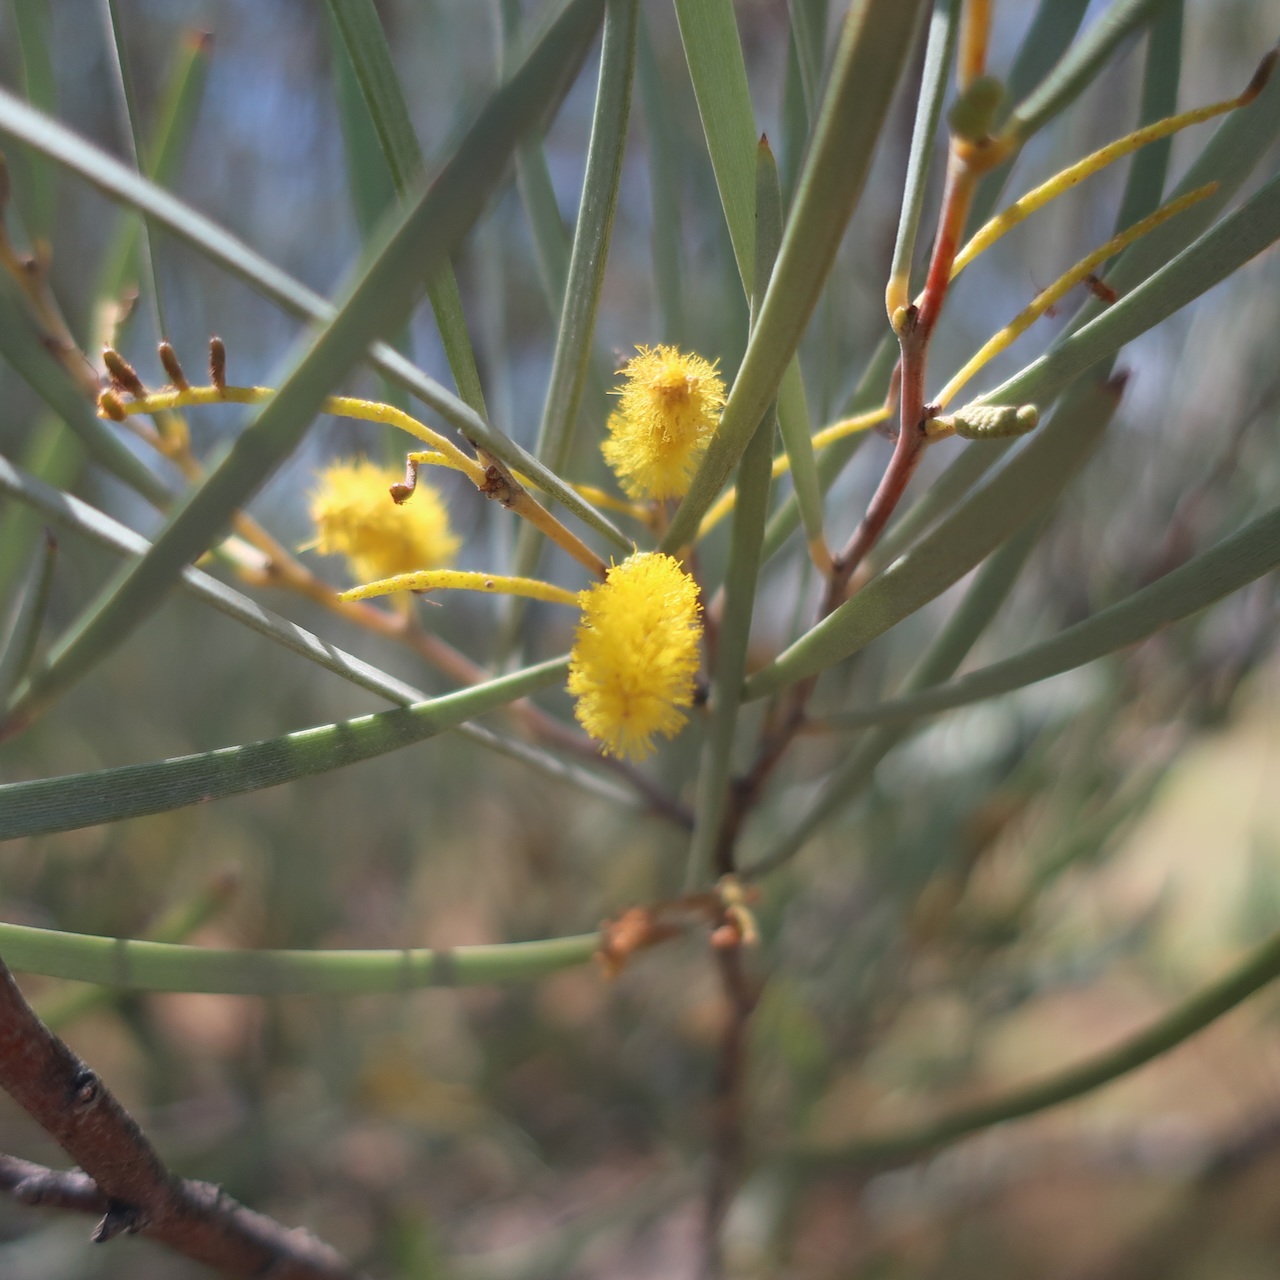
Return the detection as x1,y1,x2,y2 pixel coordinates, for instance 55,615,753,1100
762,331,897,564
0,922,598,994
8,0,57,242
0,528,55,699
672,0,759,289
5,0,607,731
1114,1,1184,233
807,922,1280,1170
0,78,629,549
0,658,568,840
637,10,687,344
887,0,962,316
0,417,78,600
1007,0,1170,142
0,450,631,810
324,0,488,415
534,0,637,475
825,499,1280,731
662,0,927,551
687,137,783,889
96,28,213,309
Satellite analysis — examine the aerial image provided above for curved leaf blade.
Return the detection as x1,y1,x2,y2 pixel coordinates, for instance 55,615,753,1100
0,923,598,994
5,0,607,731
0,658,568,841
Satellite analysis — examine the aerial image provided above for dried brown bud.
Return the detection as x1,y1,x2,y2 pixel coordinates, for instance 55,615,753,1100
1241,47,1279,107
158,340,189,390
99,390,128,421
102,348,145,397
209,335,226,393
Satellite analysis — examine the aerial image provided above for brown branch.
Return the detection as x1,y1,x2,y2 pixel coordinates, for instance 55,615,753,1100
700,937,760,1280
0,954,360,1278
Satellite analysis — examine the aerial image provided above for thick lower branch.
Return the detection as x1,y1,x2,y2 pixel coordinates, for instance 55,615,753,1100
0,955,358,1279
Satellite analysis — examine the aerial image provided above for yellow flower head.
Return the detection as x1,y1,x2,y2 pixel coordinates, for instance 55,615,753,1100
309,458,460,586
568,552,703,762
601,345,726,500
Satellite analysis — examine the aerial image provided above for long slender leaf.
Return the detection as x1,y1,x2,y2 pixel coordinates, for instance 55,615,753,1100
805,920,1280,1169
101,0,169,338
4,0,607,732
744,375,1123,700
533,0,636,477
0,528,55,700
1006,0,1169,142
0,84,629,550
662,0,926,552
35,874,239,1030
0,416,78,599
787,0,829,118
8,0,57,243
96,28,213,309
823,499,1280,731
330,21,397,243
0,658,568,840
670,0,829,559
324,0,488,417
687,138,782,890
328,15,413,414
887,0,962,310
0,451,634,811
1114,1,1183,233
637,11,686,344
0,923,598,994
504,0,635,657
672,0,759,289
499,0,573,319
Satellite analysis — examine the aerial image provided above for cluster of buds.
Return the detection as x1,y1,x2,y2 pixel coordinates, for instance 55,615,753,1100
98,336,226,421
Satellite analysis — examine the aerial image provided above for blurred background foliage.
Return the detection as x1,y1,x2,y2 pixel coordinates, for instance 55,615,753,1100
2,0,1280,1276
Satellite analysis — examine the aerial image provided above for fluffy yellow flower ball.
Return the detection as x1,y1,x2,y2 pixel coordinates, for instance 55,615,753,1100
309,459,460,586
601,345,726,500
568,552,703,761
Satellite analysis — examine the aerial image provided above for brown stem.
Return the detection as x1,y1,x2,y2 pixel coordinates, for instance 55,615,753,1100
714,140,986,866
0,956,359,1278
701,940,759,1279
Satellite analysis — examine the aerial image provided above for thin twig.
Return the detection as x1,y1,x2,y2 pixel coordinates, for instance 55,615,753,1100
0,955,359,1278
701,938,759,1279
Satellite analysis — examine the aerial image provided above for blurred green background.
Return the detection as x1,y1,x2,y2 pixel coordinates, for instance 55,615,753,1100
3,1,1280,1275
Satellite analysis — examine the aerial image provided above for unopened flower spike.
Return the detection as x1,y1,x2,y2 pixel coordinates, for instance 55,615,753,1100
568,552,703,762
602,345,726,501
309,458,460,588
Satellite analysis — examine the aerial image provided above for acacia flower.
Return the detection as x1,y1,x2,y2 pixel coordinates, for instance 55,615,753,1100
309,458,460,586
568,552,703,761
602,345,726,500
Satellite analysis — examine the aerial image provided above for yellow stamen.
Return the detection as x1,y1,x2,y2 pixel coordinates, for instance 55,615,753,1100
568,552,703,762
